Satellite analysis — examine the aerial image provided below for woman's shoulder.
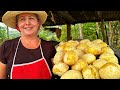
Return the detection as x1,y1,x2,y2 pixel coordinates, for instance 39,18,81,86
5,37,20,43
1,37,20,47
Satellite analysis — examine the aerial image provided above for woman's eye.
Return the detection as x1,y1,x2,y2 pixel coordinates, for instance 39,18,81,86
19,18,25,21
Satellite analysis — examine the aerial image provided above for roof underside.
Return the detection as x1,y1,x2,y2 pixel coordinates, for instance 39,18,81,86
0,11,120,26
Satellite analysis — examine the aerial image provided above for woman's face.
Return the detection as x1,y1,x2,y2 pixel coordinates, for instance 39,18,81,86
17,13,41,36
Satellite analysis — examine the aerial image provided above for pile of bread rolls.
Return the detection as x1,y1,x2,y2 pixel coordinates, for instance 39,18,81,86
52,39,120,79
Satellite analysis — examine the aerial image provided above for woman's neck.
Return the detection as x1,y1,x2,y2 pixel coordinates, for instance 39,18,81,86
20,35,41,49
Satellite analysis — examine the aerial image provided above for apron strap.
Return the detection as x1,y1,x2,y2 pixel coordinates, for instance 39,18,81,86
10,38,21,79
40,44,44,58
12,38,21,65
39,41,52,77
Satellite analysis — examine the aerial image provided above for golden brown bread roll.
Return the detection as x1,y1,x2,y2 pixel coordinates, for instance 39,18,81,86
63,51,79,66
71,59,88,71
52,62,69,76
82,65,100,79
60,70,83,79
99,63,120,79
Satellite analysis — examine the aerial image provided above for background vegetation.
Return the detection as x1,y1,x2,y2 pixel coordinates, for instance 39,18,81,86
0,21,120,50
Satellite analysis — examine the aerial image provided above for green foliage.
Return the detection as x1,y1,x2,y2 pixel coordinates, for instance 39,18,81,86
9,30,20,39
0,30,7,39
0,27,7,44
82,22,97,41
0,25,21,45
60,25,67,42
39,29,60,42
111,21,120,49
71,24,80,40
1,21,120,50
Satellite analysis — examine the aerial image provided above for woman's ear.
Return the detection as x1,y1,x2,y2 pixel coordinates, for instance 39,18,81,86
38,22,42,30
16,26,21,32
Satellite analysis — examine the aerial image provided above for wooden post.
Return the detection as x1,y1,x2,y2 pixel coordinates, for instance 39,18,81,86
55,28,61,39
108,21,112,46
67,24,72,41
100,19,106,42
6,26,9,39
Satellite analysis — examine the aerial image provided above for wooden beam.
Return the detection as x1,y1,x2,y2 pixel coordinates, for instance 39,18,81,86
67,24,72,41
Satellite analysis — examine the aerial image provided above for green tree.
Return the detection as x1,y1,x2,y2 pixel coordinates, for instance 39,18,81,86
60,25,67,41
82,22,97,41
0,26,7,44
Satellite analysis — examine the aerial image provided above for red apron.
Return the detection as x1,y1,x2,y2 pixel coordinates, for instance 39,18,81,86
10,38,52,79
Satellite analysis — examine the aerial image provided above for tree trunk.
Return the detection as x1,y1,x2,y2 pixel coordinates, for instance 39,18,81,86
96,22,99,39
6,26,9,39
100,19,106,42
108,21,113,46
78,23,83,39
67,24,72,41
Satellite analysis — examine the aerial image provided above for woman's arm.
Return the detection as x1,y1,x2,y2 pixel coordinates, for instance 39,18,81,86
0,61,7,79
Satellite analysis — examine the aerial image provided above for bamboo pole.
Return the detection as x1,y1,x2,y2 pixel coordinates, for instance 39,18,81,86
6,26,9,39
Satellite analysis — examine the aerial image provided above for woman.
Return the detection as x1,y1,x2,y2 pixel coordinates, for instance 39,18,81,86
0,11,56,79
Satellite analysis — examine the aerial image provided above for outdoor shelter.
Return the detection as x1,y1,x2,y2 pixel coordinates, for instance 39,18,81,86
1,11,120,26
0,11,120,40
